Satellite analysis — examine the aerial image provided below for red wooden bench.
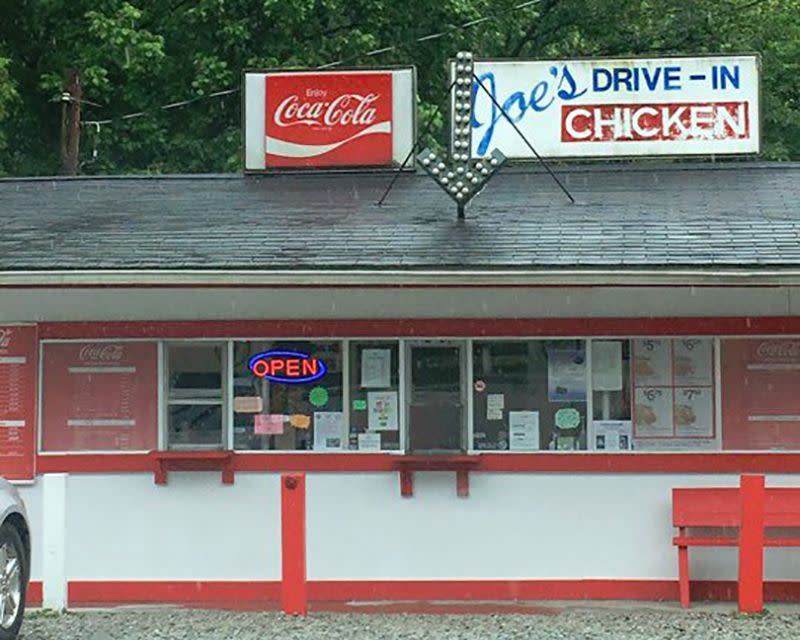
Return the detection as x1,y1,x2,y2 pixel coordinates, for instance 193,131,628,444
673,478,800,609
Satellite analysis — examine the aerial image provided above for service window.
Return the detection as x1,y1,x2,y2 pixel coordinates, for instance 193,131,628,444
631,338,717,451
472,340,588,451
166,343,226,448
407,341,466,453
41,341,158,452
232,341,343,451
722,338,800,450
348,341,400,450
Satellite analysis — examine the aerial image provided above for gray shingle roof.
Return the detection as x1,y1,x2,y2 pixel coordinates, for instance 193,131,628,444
1,162,798,271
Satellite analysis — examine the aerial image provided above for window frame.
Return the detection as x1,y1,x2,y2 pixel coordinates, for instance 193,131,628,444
41,333,788,456
404,339,469,454
164,340,230,451
229,337,349,453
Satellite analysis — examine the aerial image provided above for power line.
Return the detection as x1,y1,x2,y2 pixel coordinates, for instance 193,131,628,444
472,72,575,204
376,80,457,207
81,0,543,128
83,88,239,127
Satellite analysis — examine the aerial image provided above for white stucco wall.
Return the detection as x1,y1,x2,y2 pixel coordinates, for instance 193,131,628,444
15,471,800,587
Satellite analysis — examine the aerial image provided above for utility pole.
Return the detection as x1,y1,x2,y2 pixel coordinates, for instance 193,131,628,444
59,70,81,176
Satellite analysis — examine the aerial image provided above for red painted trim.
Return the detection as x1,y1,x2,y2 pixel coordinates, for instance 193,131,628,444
738,474,766,613
36,316,800,340
68,581,280,605
34,451,800,475
309,579,679,601
150,450,235,485
37,454,154,473
281,474,307,615
59,579,800,606
26,581,42,607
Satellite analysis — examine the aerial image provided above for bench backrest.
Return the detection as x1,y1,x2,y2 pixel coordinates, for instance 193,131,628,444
673,487,800,528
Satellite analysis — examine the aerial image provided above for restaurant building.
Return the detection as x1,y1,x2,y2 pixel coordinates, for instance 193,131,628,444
4,54,800,609
3,161,800,608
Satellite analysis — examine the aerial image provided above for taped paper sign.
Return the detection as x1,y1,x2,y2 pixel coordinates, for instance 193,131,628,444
487,393,504,420
313,411,344,451
509,411,539,451
254,414,285,435
592,420,632,451
234,396,264,414
361,349,391,388
368,391,398,431
358,432,381,451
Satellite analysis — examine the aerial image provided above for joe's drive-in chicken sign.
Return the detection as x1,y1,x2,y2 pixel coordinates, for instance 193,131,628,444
244,68,415,170
466,55,760,158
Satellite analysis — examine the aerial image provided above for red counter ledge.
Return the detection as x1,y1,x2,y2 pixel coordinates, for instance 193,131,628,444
391,455,483,498
150,450,236,486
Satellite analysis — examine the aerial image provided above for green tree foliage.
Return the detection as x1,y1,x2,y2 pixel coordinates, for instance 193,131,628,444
0,0,797,175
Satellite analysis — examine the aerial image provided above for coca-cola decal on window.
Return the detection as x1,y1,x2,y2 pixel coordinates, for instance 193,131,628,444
265,72,393,167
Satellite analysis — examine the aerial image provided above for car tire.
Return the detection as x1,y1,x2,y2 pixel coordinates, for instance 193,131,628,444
0,523,26,640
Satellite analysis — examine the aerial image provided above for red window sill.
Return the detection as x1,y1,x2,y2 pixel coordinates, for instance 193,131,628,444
34,451,800,477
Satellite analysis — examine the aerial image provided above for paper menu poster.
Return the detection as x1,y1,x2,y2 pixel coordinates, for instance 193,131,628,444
254,413,284,435
547,348,587,402
487,393,504,420
634,387,673,436
361,349,391,388
592,341,623,391
633,339,671,386
674,388,714,437
508,411,539,451
592,420,632,451
358,432,381,451
673,339,713,387
313,411,344,451
368,391,398,431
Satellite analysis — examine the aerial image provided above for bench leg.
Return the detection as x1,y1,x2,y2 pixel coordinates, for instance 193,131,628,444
678,545,690,608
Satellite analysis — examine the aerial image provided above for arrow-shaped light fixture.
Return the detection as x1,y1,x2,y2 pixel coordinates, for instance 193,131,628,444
417,51,507,219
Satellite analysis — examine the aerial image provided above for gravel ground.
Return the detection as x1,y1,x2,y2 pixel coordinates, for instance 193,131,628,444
16,606,800,640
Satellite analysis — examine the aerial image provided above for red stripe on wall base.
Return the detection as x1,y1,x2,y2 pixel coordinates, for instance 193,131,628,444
26,581,42,607
68,581,281,606
62,580,800,607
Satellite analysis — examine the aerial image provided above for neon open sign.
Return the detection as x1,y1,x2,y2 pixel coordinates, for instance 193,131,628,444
248,350,327,384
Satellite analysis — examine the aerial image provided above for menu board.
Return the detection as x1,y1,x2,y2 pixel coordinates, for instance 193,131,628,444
0,326,37,480
42,342,158,451
633,338,715,440
722,339,800,450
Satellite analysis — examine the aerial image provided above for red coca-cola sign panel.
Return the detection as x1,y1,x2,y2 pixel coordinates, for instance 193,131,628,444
265,72,393,167
0,326,37,480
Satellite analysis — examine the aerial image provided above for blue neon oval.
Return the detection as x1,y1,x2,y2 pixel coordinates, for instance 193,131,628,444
248,349,327,384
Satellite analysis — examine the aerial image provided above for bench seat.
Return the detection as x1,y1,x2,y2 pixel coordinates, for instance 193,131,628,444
673,484,800,608
674,536,800,547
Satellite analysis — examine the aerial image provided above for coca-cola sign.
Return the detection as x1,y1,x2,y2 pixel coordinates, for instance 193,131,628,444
244,68,415,171
265,72,392,167
79,344,124,363
755,340,800,362
0,328,12,350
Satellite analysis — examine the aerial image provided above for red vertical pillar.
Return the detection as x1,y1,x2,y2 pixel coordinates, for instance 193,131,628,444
281,473,307,615
738,474,765,614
